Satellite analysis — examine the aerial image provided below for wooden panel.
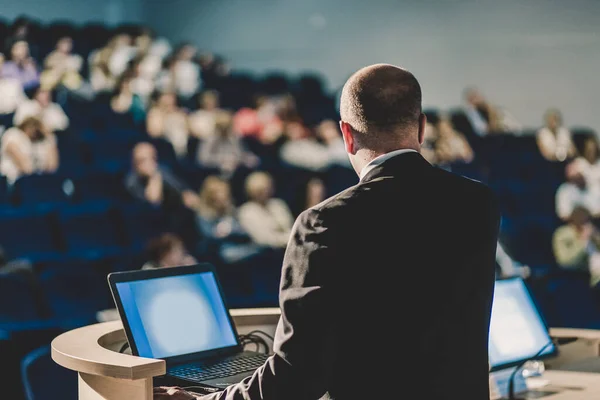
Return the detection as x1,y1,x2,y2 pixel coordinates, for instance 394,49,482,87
79,373,152,400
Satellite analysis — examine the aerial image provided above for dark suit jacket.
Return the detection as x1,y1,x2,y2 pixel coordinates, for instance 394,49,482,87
202,152,500,400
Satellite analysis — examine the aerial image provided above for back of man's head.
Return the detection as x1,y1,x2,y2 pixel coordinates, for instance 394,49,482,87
340,64,422,150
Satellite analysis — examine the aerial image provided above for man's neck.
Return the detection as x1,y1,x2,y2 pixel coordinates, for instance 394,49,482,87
357,145,420,171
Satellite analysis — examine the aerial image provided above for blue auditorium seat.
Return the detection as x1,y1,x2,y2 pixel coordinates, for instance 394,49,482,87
0,208,62,262
0,272,41,323
149,137,178,167
12,174,74,206
73,172,127,203
21,345,77,400
57,201,124,259
544,272,600,329
39,267,113,320
118,202,168,251
0,176,9,204
89,138,136,173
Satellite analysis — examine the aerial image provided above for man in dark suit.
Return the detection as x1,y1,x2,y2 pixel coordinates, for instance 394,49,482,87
156,64,500,400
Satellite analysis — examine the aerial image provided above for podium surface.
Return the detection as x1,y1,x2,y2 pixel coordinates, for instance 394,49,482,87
52,308,280,400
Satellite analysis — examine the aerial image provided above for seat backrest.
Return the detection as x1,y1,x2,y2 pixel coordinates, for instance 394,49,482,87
0,208,60,259
39,267,113,319
12,175,73,206
0,271,42,322
21,345,78,400
117,203,168,251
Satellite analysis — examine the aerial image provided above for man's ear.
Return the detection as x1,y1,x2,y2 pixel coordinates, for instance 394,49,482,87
340,121,356,155
417,113,427,145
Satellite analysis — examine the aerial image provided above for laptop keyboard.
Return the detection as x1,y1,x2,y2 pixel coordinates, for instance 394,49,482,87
169,353,270,382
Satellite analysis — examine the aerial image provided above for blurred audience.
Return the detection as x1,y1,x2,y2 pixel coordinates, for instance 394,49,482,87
496,242,530,279
14,86,69,132
462,87,520,136
571,135,600,187
195,176,261,263
280,119,347,171
537,109,576,162
0,53,26,116
556,161,600,221
172,43,201,99
434,117,474,165
189,90,224,139
142,233,197,270
553,206,600,287
42,36,83,91
1,40,39,90
0,116,59,183
110,73,146,125
239,172,293,248
198,112,259,176
125,142,200,210
147,91,189,157
305,177,326,209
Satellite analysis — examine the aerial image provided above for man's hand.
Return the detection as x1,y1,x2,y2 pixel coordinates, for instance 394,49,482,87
154,386,198,400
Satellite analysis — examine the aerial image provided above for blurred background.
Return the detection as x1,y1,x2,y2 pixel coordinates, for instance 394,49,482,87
0,0,599,399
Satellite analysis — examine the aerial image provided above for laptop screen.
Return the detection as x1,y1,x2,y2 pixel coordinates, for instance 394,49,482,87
115,270,238,359
488,278,556,370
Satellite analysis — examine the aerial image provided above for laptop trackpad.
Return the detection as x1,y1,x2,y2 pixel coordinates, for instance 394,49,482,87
201,370,256,390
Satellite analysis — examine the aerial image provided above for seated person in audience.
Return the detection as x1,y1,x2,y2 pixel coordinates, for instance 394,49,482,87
1,40,39,90
125,142,200,212
147,91,190,157
239,172,294,248
110,73,146,125
305,177,326,210
142,233,197,270
537,108,576,162
553,206,600,288
280,120,343,172
420,121,439,165
462,87,520,136
555,161,600,221
90,45,117,93
496,241,530,279
42,36,83,91
107,33,137,79
0,53,26,117
195,176,262,263
0,116,59,183
189,90,225,139
435,117,474,165
127,56,156,107
172,43,201,99
233,95,281,141
316,119,352,168
14,86,69,132
569,134,600,187
198,112,259,176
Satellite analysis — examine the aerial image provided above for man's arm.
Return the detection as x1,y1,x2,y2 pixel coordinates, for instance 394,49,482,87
199,208,336,400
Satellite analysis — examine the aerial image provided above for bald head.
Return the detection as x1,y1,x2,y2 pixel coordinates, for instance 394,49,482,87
340,64,423,149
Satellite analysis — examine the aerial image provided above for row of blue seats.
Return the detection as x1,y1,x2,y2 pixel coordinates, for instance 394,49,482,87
0,200,167,262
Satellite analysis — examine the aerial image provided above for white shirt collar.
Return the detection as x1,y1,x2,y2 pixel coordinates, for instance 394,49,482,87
359,149,418,181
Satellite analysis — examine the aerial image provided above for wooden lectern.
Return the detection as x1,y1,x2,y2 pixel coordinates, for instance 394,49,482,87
51,308,280,400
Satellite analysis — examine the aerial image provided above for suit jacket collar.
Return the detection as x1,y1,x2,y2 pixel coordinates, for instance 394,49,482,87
360,151,431,183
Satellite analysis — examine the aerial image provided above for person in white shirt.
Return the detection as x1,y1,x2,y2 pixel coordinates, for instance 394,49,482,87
239,172,294,248
0,116,59,183
537,109,576,162
172,43,201,99
13,86,69,132
570,135,600,189
189,90,224,139
0,53,26,116
42,36,83,91
147,91,190,157
495,242,529,279
556,161,600,221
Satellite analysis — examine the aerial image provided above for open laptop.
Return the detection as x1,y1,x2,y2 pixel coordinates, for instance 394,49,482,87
489,277,559,399
108,264,270,391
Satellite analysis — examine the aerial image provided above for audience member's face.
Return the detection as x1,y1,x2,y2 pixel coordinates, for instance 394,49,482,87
251,178,274,204
114,34,132,48
584,139,599,162
159,93,177,110
35,90,51,107
466,90,484,106
133,145,158,177
546,112,561,131
211,184,231,211
438,119,453,136
202,92,219,110
57,37,73,54
178,45,196,61
11,41,29,62
286,122,306,141
161,242,187,268
317,120,340,142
